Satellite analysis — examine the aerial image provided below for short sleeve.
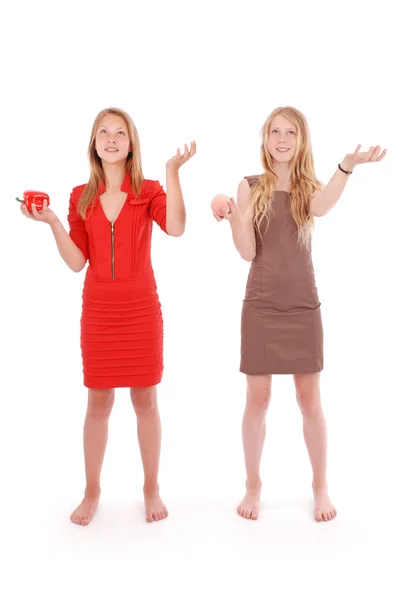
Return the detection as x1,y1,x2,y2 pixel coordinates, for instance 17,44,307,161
149,180,169,234
67,190,89,261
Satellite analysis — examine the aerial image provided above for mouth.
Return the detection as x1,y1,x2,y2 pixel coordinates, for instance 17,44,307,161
105,148,119,153
276,148,290,153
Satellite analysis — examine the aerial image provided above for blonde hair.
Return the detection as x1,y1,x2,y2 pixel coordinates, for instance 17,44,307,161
78,107,144,219
247,106,323,248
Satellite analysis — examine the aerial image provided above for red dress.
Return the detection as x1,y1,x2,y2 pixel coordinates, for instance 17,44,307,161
67,171,169,389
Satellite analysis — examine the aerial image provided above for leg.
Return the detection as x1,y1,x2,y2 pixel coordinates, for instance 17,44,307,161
70,388,115,526
293,372,337,522
237,374,272,520
130,386,168,523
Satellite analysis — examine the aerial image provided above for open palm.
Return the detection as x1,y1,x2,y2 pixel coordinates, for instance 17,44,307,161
166,141,197,171
342,144,386,171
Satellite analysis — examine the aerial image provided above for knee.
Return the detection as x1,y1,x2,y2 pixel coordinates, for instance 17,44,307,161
296,391,321,417
130,387,157,417
87,389,115,420
246,386,272,415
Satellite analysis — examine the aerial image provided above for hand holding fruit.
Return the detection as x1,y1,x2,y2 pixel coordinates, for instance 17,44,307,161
17,190,58,225
211,194,238,222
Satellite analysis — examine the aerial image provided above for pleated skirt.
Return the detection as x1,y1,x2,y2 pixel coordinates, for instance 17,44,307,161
80,274,164,388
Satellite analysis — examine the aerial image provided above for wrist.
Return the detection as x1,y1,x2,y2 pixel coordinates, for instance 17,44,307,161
338,161,354,174
49,216,60,228
166,164,179,177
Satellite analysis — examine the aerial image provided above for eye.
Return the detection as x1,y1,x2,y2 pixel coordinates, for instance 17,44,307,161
288,131,295,135
272,129,278,134
117,131,125,135
99,129,107,134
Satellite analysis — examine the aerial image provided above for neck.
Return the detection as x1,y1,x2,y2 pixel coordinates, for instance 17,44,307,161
273,161,292,182
101,161,127,190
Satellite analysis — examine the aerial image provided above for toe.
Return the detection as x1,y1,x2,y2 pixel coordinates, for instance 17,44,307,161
146,511,153,523
315,510,323,522
244,510,251,519
250,511,258,520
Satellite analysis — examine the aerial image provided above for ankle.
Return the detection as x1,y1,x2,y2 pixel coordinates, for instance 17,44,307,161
143,483,159,496
85,483,101,497
312,480,328,492
246,479,262,493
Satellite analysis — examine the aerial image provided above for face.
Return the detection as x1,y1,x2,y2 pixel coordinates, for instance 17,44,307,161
94,114,131,164
267,115,298,163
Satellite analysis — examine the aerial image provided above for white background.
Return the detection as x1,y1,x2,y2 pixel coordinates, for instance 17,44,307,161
1,0,400,597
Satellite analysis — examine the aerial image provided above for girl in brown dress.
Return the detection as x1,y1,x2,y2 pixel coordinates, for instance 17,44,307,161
211,106,386,522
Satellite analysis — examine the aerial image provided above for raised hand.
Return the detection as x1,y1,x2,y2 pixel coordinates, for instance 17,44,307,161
211,194,238,222
341,144,387,172
166,141,197,171
20,198,58,225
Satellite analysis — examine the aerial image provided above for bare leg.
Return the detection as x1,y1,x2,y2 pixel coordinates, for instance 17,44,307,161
130,386,168,523
293,372,337,522
237,375,272,520
70,388,115,526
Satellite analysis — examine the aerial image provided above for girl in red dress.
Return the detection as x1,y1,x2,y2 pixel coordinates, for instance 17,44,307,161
20,107,196,525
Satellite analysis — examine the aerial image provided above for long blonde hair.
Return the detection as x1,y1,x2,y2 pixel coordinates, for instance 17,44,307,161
248,106,323,248
78,107,144,219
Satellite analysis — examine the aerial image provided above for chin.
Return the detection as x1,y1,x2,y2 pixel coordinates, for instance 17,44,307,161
100,154,127,164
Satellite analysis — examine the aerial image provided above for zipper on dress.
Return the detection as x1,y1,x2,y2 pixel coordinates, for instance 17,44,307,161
111,221,115,279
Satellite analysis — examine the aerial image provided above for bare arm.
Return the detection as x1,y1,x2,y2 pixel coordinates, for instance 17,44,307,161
211,178,256,262
49,217,87,272
21,201,87,272
165,166,186,236
165,141,197,236
311,144,387,217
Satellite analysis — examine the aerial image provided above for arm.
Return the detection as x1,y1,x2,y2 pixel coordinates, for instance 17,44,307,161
20,193,88,272
229,179,256,261
51,217,87,272
164,140,197,236
310,169,347,217
311,144,387,217
165,166,186,236
211,179,256,262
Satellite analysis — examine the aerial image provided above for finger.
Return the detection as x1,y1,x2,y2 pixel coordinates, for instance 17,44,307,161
191,140,197,155
21,205,33,219
212,211,223,222
354,144,361,155
367,145,376,160
371,145,381,161
31,203,39,218
377,148,387,161
227,199,237,213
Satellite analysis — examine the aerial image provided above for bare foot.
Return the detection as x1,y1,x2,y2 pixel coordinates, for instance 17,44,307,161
70,488,100,526
313,483,337,522
237,487,261,520
144,488,168,523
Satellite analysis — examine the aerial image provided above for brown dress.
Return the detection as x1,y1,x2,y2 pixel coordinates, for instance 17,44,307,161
240,175,323,375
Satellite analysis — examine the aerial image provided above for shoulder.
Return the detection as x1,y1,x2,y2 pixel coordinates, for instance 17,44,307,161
238,174,261,191
241,174,261,189
141,178,160,194
71,183,87,203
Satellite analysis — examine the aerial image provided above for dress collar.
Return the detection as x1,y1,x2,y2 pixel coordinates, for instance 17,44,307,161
97,171,150,204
